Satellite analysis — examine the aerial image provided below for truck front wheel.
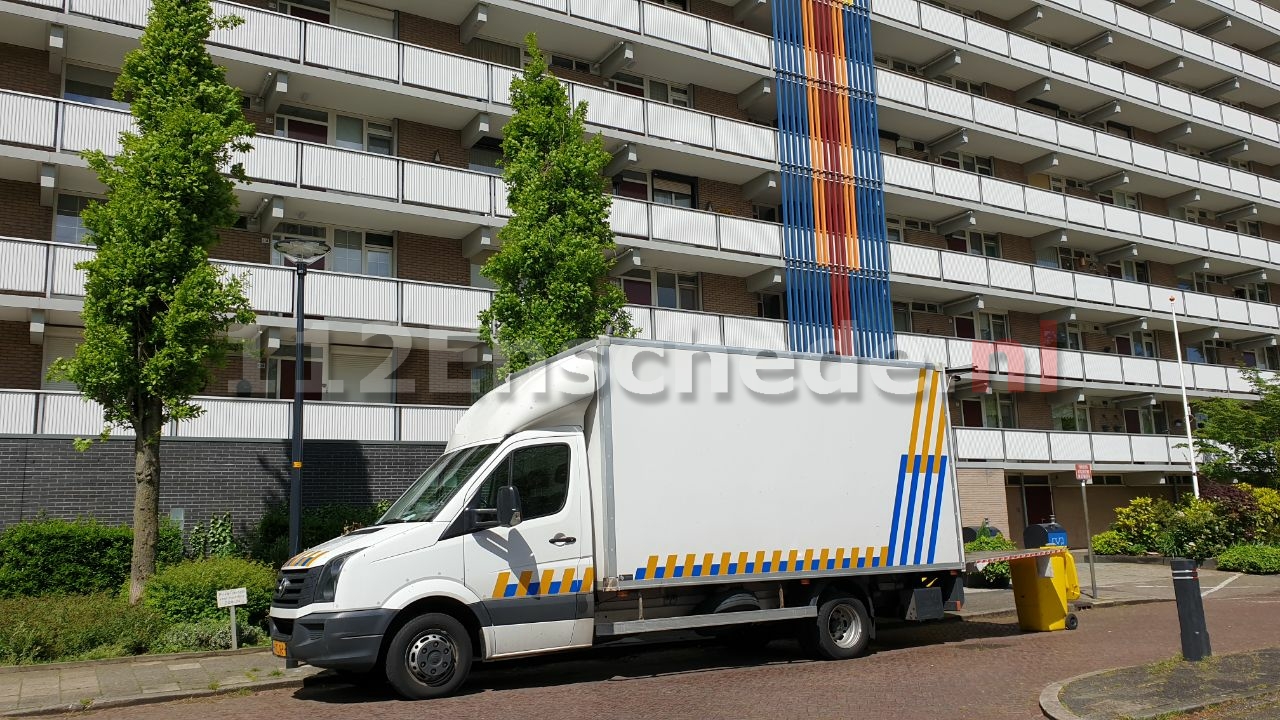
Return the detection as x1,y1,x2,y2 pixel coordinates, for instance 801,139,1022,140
802,595,871,660
385,613,473,699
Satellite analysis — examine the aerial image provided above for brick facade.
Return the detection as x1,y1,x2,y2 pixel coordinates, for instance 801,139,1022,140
0,437,444,533
211,228,270,264
910,310,953,336
692,85,749,122
0,321,42,389
398,233,471,286
395,349,472,406
0,179,52,241
397,13,465,55
955,468,1011,534
697,178,754,217
700,273,757,317
0,43,59,97
1015,393,1053,430
396,119,468,168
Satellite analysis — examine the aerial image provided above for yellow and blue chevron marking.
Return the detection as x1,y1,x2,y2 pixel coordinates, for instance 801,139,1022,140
633,546,890,580
888,368,951,567
283,550,327,569
491,567,593,599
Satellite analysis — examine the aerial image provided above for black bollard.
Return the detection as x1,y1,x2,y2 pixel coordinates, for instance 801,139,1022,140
1170,558,1212,661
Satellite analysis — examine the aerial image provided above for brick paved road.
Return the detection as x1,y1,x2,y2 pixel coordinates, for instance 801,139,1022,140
79,592,1280,720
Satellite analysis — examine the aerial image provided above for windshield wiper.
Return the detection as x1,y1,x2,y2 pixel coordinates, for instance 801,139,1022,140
375,518,408,525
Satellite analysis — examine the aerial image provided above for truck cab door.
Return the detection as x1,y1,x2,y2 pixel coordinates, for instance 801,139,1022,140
461,434,593,657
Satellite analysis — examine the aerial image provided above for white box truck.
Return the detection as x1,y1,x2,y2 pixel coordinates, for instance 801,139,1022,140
270,338,967,699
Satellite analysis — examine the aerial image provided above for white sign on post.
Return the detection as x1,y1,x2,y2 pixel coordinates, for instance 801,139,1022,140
217,587,248,650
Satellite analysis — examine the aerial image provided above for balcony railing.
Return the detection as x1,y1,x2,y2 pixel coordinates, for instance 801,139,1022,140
953,427,1192,466
882,154,1280,270
625,305,788,350
41,0,776,163
894,332,1267,395
872,0,1280,151
0,90,782,261
889,243,1280,332
876,67,1280,213
0,389,468,443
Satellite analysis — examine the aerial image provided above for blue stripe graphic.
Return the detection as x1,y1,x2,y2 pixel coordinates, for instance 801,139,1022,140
927,456,950,563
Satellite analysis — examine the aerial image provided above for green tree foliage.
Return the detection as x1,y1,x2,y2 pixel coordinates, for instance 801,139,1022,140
478,34,634,377
47,0,255,603
1194,367,1280,488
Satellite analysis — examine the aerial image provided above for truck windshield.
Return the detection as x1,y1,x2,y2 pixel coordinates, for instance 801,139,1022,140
377,443,499,524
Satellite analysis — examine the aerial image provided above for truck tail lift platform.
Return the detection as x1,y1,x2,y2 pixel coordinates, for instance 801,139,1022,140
967,548,1083,632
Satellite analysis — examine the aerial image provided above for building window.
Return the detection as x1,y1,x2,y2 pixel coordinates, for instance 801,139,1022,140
892,301,911,333
1097,189,1138,209
752,205,779,223
1187,339,1228,365
465,37,522,68
1226,219,1262,237
64,65,127,110
645,0,688,9
54,194,95,245
1057,247,1094,271
469,137,503,175
938,151,993,176
758,292,786,320
470,365,495,403
275,104,329,144
330,229,394,277
1235,283,1270,303
548,54,594,74
948,231,1000,258
335,115,392,155
1056,321,1082,350
1115,330,1157,358
651,173,695,208
271,222,328,267
1185,207,1214,225
980,392,1017,429
276,0,330,22
978,312,1009,342
1107,259,1149,284
886,216,903,243
1048,175,1086,193
619,268,700,310
1052,403,1090,431
278,105,392,152
936,75,984,96
1193,272,1225,294
608,73,689,107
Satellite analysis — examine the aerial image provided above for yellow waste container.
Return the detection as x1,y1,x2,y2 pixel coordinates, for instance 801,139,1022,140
1009,550,1081,632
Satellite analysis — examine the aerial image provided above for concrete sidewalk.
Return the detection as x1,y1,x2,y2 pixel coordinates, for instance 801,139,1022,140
0,648,321,716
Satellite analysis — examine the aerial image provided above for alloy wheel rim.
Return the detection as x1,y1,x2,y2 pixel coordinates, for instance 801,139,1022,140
406,631,456,686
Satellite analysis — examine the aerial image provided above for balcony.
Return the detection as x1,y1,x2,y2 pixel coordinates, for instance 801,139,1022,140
0,90,782,267
953,427,1192,468
625,305,788,350
871,0,1280,164
889,243,1280,334
875,67,1280,220
894,332,1267,396
0,388,467,442
27,0,777,175
881,154,1280,271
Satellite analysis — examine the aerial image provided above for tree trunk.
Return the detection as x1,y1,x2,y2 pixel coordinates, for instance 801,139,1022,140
128,397,164,605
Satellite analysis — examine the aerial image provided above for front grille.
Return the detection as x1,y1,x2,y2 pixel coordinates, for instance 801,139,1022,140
272,567,317,608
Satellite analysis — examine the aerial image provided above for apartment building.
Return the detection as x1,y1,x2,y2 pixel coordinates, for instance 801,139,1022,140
0,0,1276,543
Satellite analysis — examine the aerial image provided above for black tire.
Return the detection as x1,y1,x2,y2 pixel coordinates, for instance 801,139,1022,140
1065,613,1079,631
384,613,473,700
800,595,871,660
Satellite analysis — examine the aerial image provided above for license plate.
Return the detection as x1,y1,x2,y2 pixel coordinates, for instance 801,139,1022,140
272,640,287,658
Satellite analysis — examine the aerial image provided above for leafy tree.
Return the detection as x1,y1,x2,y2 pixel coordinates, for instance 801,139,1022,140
49,0,255,603
479,34,634,378
1193,367,1280,489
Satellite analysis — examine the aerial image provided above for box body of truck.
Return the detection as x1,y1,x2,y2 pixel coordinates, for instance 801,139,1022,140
269,338,964,698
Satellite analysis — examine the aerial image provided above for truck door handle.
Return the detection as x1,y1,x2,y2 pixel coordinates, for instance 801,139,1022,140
549,535,576,545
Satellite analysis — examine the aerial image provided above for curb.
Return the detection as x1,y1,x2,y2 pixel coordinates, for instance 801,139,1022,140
958,596,1168,620
0,647,273,676
1039,667,1112,720
1,671,329,718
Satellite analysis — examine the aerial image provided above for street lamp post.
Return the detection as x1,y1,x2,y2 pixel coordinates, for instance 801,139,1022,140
1168,295,1201,499
273,238,331,557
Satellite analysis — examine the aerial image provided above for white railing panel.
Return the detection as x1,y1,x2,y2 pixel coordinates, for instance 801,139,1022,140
210,1,301,60
1217,297,1249,325
1054,349,1084,380
490,66,521,106
1083,353,1123,383
646,103,713,148
1238,235,1270,263
919,3,966,41
889,243,941,277
1104,205,1142,236
1024,187,1066,220
1182,291,1219,320
304,24,397,80
1065,196,1103,228
574,85,646,134
872,0,920,25
1206,228,1240,257
641,2,708,50
1005,431,1050,461
651,205,717,249
1056,122,1096,154
1121,356,1160,385
1140,214,1176,244
722,316,787,351
651,309,722,345
403,47,489,100
940,252,987,285
1048,432,1090,461
877,70,928,107
932,166,980,202
493,178,512,218
1199,162,1231,194
1088,60,1125,93
882,155,933,192
1094,133,1132,165
1173,221,1208,250
895,334,948,365
714,117,777,161
69,0,147,26
1248,302,1279,328
1193,364,1229,391
50,245,93,296
215,262,293,315
1158,360,1182,388
0,392,36,435
569,0,640,30
946,338,973,369
1048,47,1088,81
1165,152,1201,182
973,97,1016,132
235,135,299,185
1032,266,1075,298
61,104,133,155
954,428,1005,460
307,272,398,323
177,397,289,439
1112,280,1151,311
1073,273,1113,305
624,305,652,339
0,239,49,294
1157,84,1192,115
610,198,650,238
1123,73,1161,105
1092,434,1131,462
301,144,397,199
709,24,771,68
40,393,130,437
403,164,491,214
400,406,466,443
965,18,1008,56
988,259,1033,293
719,216,782,257
1168,435,1190,464
926,84,973,121
980,177,1024,212
0,93,57,148
1130,435,1170,463
1226,368,1252,394
305,403,395,441
402,284,490,329
1130,142,1167,173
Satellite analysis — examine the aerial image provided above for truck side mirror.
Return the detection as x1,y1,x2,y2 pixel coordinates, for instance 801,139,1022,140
497,485,522,528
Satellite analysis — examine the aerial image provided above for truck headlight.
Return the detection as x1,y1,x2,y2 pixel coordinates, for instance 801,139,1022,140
316,550,357,603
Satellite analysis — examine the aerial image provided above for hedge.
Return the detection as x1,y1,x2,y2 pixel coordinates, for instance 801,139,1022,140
141,557,276,625
0,518,182,598
1216,544,1280,574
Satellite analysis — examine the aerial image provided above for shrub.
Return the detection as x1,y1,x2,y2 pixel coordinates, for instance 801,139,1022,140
1156,498,1230,561
1201,483,1259,545
150,617,265,654
0,518,182,598
1248,485,1280,542
1112,496,1174,553
142,557,276,625
964,531,1017,584
1091,530,1142,556
186,512,239,559
249,501,389,567
1216,544,1280,574
0,594,163,664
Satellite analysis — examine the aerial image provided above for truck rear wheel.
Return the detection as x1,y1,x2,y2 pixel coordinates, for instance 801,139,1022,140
385,613,472,700
801,595,871,660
